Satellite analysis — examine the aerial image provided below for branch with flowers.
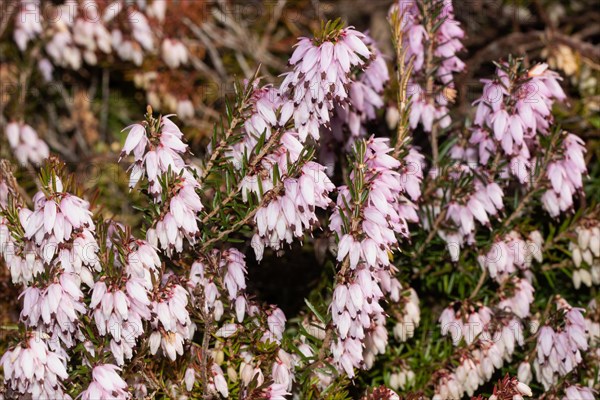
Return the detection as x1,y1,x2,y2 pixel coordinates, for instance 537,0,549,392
0,1,598,399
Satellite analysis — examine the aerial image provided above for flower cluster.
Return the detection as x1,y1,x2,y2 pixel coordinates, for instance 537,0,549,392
392,287,421,342
161,39,188,69
123,239,162,288
471,375,533,400
279,26,371,141
189,248,248,321
228,84,294,193
330,33,389,141
478,231,543,282
439,303,493,346
569,220,600,288
121,115,190,196
330,268,387,375
224,82,337,258
20,273,87,349
436,178,504,261
210,304,294,398
329,137,422,377
14,0,161,68
6,122,49,165
226,84,283,174
470,63,566,182
1,230,42,285
434,317,526,399
187,249,295,399
389,367,416,392
149,277,195,361
11,0,209,117
9,177,100,287
332,138,420,268
498,277,535,319
122,114,203,254
148,175,203,255
542,133,587,217
562,385,596,400
4,176,102,350
395,0,465,132
434,284,535,399
13,0,42,52
251,161,334,260
90,276,152,365
533,299,588,390
80,364,130,400
1,333,70,399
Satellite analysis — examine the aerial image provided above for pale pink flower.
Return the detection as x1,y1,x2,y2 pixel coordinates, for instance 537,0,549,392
479,231,538,281
38,58,53,81
262,383,290,400
121,114,195,197
392,288,421,342
14,1,43,51
90,276,151,365
16,176,100,286
330,33,389,141
184,367,196,391
518,362,532,385
189,248,249,322
279,27,370,141
533,299,588,389
20,272,87,349
542,133,587,217
176,99,195,120
1,333,70,399
162,38,188,69
252,161,334,260
149,279,195,361
81,364,130,400
264,307,287,344
562,385,596,400
124,239,161,288
208,364,228,398
394,0,465,133
498,277,535,319
151,176,203,255
470,63,569,184
5,122,49,165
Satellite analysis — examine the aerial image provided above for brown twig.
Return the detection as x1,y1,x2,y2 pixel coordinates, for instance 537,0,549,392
200,127,285,225
389,7,415,157
423,2,439,165
0,159,31,205
0,1,17,38
415,207,448,258
469,269,488,300
200,184,284,252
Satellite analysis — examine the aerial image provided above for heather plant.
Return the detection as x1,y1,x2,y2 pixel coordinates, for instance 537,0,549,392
0,1,598,399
